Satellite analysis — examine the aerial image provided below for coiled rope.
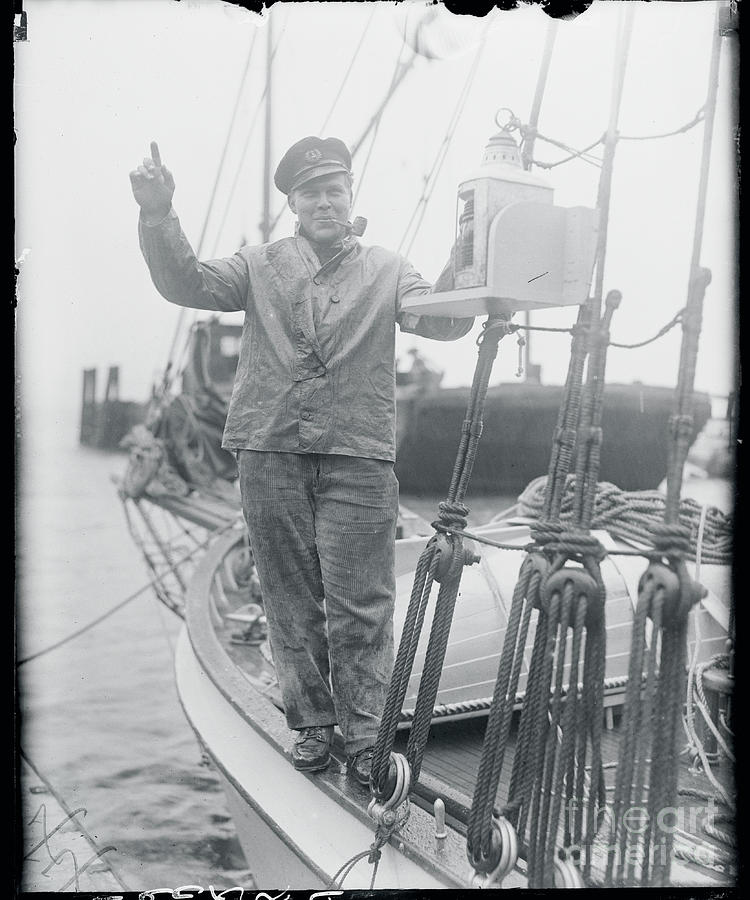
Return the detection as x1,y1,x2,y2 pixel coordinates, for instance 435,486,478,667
517,475,732,565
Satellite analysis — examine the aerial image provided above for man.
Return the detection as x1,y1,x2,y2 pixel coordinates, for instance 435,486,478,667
130,136,473,786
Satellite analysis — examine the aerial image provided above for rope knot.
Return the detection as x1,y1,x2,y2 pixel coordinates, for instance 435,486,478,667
546,529,607,562
529,518,564,547
650,522,691,557
433,500,470,532
477,316,512,346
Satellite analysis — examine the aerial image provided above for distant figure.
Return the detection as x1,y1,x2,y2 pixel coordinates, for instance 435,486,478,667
130,137,473,787
397,347,444,389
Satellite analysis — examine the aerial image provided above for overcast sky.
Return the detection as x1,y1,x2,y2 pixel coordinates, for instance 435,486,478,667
15,0,737,440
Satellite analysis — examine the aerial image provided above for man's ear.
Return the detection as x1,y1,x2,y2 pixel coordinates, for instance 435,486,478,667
287,193,297,215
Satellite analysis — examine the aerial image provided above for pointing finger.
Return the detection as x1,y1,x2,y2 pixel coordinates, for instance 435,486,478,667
150,141,162,167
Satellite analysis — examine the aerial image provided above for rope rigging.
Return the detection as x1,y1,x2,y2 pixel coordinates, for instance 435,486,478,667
519,103,707,171
208,21,289,258
508,303,687,349
349,4,731,887
266,40,416,240
367,316,512,848
520,17,559,173
350,42,413,210
517,476,732,566
127,7,732,888
319,8,377,134
463,8,635,888
397,35,488,257
602,4,728,888
157,28,267,404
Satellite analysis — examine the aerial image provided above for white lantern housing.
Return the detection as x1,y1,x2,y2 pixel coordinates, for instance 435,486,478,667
402,126,599,318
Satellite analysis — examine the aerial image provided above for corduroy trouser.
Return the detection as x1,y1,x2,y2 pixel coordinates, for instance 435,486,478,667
237,450,398,755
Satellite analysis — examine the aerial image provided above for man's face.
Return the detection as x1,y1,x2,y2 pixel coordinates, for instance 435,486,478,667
288,173,352,244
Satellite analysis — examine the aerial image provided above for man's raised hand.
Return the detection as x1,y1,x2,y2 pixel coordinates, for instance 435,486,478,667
129,141,175,223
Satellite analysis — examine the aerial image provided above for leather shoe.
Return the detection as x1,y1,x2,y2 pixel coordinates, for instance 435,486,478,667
292,726,333,772
347,746,375,787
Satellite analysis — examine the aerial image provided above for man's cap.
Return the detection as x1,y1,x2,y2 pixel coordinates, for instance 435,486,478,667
274,136,352,195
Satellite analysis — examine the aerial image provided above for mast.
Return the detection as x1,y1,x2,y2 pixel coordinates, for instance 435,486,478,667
261,13,273,243
521,18,558,382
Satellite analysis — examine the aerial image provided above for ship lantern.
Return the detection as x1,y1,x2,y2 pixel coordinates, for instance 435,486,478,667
455,123,553,291
401,113,600,319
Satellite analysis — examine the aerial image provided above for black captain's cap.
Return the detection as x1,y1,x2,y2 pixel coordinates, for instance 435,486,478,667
274,136,352,195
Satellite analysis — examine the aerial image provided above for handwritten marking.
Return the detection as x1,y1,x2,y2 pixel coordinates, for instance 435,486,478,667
25,803,88,860
26,801,119,892
138,888,300,900
56,847,118,893
527,271,549,284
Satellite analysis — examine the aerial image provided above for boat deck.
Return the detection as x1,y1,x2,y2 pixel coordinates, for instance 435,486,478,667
221,624,735,888
177,481,734,890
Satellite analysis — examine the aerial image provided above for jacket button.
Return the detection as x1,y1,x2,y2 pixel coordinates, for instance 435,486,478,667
301,411,311,420
330,294,339,304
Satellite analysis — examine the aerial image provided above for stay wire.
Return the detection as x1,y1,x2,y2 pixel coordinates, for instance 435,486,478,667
16,520,239,667
351,116,383,208
507,307,687,349
349,46,416,159
319,7,377,133
160,30,258,392
398,34,488,256
158,26,288,395
349,41,410,210
267,26,408,238
521,17,559,171
209,21,288,258
197,29,259,259
609,306,685,348
526,106,705,171
619,106,705,141
526,131,604,169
